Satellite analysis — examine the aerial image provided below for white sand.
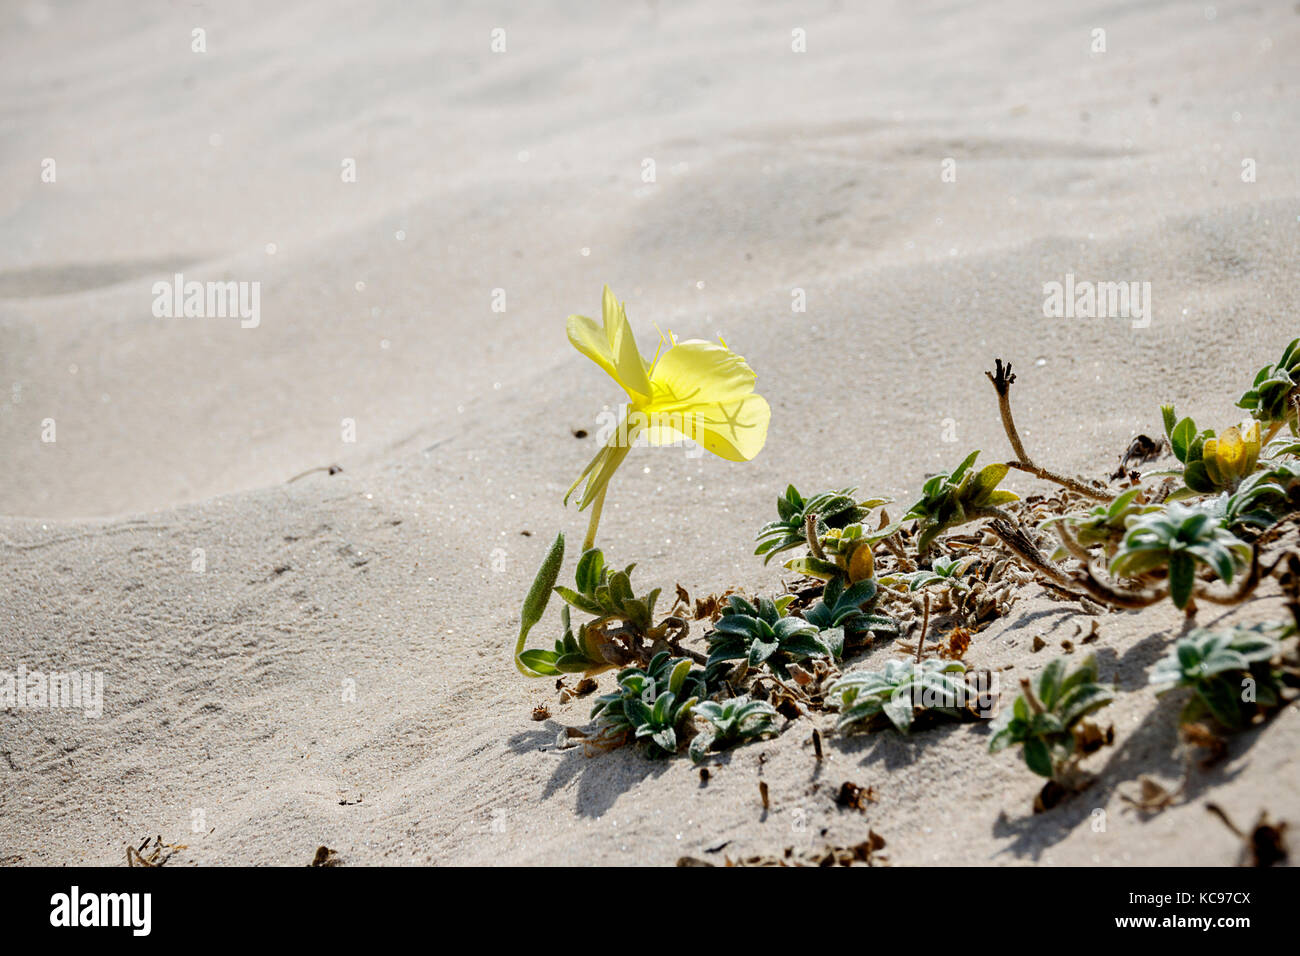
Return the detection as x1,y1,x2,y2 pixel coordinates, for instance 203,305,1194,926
1,1,1298,864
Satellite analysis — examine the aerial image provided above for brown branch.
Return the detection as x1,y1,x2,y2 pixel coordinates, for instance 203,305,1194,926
1192,546,1264,606
985,358,1113,503
986,519,1076,589
1053,522,1095,564
1076,564,1168,609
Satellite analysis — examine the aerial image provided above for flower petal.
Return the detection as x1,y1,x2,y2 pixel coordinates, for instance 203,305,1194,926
647,339,758,410
643,393,771,461
566,286,652,404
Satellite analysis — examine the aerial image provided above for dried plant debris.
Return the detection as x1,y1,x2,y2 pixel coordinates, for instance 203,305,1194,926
126,835,187,867
678,832,888,867
1180,722,1229,767
309,845,342,867
1206,804,1289,867
1120,774,1185,813
835,781,878,811
693,588,741,622
556,676,599,703
531,703,552,721
937,626,972,660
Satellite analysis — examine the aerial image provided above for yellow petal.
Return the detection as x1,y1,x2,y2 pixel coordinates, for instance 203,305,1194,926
1241,419,1261,470
847,541,875,583
647,339,758,410
565,286,652,405
643,393,771,461
1214,427,1244,474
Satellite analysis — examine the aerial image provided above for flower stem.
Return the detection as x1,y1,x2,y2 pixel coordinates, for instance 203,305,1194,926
914,592,931,664
804,513,826,560
582,485,608,552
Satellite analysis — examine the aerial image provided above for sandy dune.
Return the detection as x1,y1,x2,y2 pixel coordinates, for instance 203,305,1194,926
1,1,1298,865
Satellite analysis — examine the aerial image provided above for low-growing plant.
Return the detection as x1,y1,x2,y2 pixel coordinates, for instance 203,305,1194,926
1210,461,1300,533
801,576,898,654
590,652,705,757
1108,502,1250,609
517,605,610,676
1161,405,1262,495
516,541,687,676
785,520,900,584
754,485,884,564
704,595,834,682
904,450,1018,555
989,654,1114,783
553,547,662,635
1040,487,1159,561
1148,624,1285,732
827,658,974,734
688,695,781,762
1236,336,1299,440
880,554,974,593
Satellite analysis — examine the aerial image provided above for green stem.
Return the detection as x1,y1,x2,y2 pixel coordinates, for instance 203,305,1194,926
583,485,608,552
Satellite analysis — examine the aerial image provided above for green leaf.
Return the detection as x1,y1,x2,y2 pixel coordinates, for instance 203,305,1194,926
651,691,675,726
1160,404,1177,443
608,570,634,609
1023,737,1054,778
574,547,603,595
1168,551,1196,609
689,731,717,763
650,727,677,754
1057,653,1099,699
951,450,981,483
784,556,845,580
1171,416,1195,464
516,648,561,675
553,586,603,616
882,691,914,733
969,463,1010,503
1197,677,1245,731
1058,683,1114,727
1037,658,1068,711
625,697,654,728
668,658,693,696
1183,460,1215,494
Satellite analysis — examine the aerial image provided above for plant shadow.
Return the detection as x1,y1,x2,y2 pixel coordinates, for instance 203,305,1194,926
832,718,976,772
507,721,673,818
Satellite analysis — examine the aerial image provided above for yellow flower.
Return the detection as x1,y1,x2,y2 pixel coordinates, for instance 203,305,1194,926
566,286,770,546
1202,420,1261,490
